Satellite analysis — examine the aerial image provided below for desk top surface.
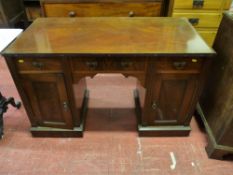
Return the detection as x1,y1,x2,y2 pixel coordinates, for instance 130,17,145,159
3,17,215,56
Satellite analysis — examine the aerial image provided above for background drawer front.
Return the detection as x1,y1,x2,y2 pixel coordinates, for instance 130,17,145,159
43,3,162,17
198,29,217,46
224,0,233,9
172,12,222,28
15,58,62,72
154,58,203,72
173,0,224,10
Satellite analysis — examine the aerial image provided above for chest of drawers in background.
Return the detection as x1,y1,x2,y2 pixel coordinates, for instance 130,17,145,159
40,0,165,17
169,0,232,46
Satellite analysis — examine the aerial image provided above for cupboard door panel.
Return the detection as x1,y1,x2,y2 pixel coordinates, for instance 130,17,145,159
21,73,73,129
146,74,198,125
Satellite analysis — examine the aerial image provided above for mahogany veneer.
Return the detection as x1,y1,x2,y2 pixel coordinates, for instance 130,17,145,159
3,17,215,137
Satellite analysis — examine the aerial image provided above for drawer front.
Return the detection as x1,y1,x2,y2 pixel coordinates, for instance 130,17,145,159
173,0,224,10
15,58,63,72
71,58,105,71
154,58,203,72
43,3,162,17
172,12,222,28
109,58,146,71
198,29,217,46
71,58,146,72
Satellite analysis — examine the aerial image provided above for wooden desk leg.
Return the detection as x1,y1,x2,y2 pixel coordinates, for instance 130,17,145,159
134,89,142,126
78,89,89,133
0,92,21,139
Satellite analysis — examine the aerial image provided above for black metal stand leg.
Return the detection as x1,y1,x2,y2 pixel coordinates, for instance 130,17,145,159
5,97,21,109
0,92,21,139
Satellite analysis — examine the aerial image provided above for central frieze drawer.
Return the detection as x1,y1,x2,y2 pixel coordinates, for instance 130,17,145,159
43,2,162,17
71,58,105,71
71,58,146,72
14,58,63,72
110,58,146,71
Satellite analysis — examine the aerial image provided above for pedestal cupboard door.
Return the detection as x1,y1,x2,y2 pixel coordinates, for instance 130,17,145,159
146,74,198,125
21,73,73,129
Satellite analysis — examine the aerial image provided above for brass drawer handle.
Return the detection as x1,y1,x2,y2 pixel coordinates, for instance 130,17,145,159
68,11,76,17
120,61,133,68
193,0,204,8
86,61,98,69
173,61,187,70
32,62,44,69
188,18,199,26
128,11,135,17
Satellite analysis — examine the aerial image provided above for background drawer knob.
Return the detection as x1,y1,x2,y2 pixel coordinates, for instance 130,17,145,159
188,18,199,26
68,11,76,17
173,61,187,70
193,0,204,8
32,62,44,69
128,11,135,17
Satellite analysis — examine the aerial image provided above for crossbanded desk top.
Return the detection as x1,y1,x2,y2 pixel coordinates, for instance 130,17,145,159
3,17,215,56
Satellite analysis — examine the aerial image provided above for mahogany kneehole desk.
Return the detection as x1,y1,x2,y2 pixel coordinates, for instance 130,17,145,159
3,17,215,137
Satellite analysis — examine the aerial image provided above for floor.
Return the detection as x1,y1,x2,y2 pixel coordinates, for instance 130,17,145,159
0,57,232,175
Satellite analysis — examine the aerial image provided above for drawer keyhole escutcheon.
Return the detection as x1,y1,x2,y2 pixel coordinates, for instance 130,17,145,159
63,101,69,111
152,101,158,110
18,59,24,63
193,0,204,8
192,59,198,63
173,61,187,70
32,62,44,69
68,11,76,17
